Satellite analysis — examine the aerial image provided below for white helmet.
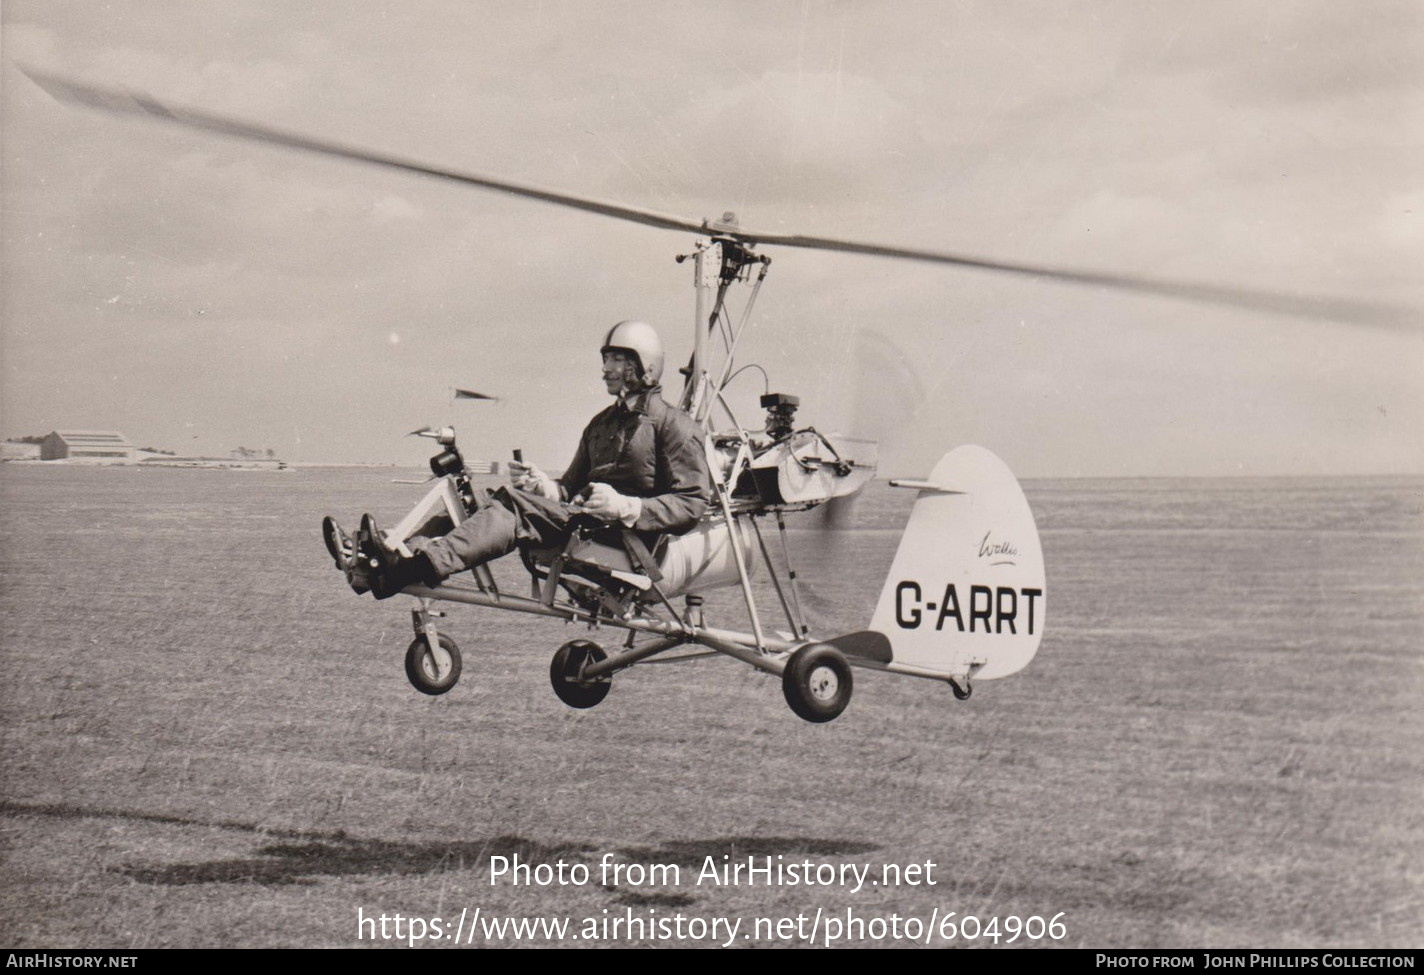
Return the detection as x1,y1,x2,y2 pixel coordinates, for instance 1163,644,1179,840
601,320,664,386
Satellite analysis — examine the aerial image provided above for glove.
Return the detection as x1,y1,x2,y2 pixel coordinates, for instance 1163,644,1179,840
577,482,643,526
508,460,559,501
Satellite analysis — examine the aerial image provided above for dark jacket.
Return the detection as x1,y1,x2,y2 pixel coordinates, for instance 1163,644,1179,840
558,388,710,534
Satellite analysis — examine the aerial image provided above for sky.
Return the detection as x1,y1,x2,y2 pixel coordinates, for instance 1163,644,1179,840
2,0,1421,477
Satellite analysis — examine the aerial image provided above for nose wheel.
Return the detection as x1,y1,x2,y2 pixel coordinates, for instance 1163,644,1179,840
405,633,462,695
781,643,853,723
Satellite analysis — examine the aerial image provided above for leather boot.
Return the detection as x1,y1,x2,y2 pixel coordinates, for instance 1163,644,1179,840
323,515,370,594
361,514,441,599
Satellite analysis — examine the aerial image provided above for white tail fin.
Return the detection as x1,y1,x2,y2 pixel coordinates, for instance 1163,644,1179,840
828,445,1045,682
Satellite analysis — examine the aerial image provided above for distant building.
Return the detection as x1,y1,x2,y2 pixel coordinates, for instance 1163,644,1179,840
0,442,41,460
40,430,137,462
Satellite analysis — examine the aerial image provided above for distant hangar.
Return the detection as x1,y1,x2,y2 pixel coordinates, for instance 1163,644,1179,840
39,430,136,462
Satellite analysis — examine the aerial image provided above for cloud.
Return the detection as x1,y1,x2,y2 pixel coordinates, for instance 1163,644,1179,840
1377,188,1424,246
370,194,422,224
3,21,58,63
1115,0,1424,107
3,1,1419,472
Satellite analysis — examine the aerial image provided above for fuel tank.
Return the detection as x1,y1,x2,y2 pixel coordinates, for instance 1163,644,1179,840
657,517,758,597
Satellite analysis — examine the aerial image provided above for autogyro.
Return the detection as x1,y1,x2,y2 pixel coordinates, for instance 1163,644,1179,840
28,68,1396,721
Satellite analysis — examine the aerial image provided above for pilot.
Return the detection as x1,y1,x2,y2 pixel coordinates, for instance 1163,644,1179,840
326,320,711,598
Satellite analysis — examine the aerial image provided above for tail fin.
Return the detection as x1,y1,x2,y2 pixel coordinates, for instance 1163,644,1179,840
827,445,1046,682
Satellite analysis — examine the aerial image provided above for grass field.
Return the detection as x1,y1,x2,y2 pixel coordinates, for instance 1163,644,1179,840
1,464,1420,948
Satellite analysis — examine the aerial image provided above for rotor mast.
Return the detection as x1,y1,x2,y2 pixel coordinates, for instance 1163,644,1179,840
681,237,719,419
679,213,772,426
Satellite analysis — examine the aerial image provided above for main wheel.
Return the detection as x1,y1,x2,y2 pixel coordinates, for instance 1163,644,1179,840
405,633,462,695
549,640,610,709
781,643,853,723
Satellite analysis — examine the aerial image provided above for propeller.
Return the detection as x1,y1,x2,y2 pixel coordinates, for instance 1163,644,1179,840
22,67,1416,329
825,330,927,524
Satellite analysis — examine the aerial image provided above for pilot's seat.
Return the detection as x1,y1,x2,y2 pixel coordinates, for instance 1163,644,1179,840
521,515,754,603
521,433,762,605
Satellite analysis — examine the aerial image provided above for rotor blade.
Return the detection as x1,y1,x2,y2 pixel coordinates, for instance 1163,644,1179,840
454,388,498,401
20,67,709,237
736,228,1414,329
25,68,1414,328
